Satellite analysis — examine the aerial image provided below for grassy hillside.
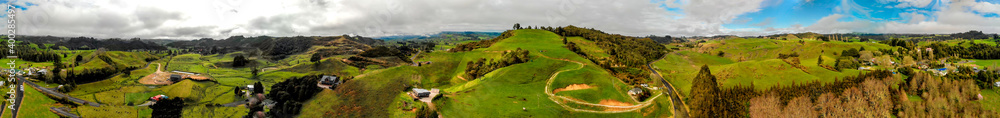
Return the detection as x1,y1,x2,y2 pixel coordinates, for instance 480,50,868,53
299,29,665,117
656,38,892,96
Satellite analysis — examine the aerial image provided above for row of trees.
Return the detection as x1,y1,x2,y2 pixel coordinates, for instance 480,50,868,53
464,48,531,80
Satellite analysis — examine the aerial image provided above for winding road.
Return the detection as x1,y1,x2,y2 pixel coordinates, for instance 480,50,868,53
647,54,689,118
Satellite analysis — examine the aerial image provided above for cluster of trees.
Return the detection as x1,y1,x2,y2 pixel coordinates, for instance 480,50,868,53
750,78,896,117
150,98,184,118
777,52,799,59
544,25,666,85
392,41,437,53
951,30,993,39
880,38,916,49
546,25,665,67
267,75,324,117
450,30,515,52
645,35,687,44
691,65,900,117
232,55,250,67
689,65,996,117
0,41,63,62
924,42,1000,59
834,48,861,71
899,72,995,117
464,48,531,80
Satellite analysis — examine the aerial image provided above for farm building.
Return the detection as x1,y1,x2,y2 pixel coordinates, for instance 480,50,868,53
320,76,340,86
169,74,183,82
628,88,644,96
412,88,431,98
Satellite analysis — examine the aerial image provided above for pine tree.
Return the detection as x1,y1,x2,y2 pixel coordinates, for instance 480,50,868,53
690,65,719,118
818,56,824,66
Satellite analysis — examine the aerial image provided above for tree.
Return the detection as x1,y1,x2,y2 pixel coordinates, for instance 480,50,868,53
690,65,719,118
513,23,521,29
310,53,321,62
818,56,824,66
749,93,781,118
233,55,248,67
253,82,264,94
783,96,817,117
860,51,874,61
75,55,83,65
251,66,260,79
150,98,184,118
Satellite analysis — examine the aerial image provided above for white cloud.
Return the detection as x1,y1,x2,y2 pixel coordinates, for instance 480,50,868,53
896,0,934,8
804,14,875,33
900,12,926,23
875,0,1000,33
3,0,771,39
970,1,1000,15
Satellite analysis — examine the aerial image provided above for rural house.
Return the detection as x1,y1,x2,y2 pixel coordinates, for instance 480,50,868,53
628,88,644,96
320,76,340,86
412,88,431,98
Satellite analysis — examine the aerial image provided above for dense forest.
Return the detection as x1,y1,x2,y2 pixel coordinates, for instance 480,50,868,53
464,48,531,80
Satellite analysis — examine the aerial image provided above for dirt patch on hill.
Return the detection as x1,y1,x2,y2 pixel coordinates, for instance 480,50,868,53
553,84,592,93
599,99,633,106
139,71,173,85
600,99,634,111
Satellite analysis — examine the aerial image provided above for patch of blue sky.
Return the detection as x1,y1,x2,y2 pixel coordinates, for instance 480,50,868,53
723,0,838,29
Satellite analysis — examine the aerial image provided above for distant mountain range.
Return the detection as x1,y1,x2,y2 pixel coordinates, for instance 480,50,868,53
376,31,501,41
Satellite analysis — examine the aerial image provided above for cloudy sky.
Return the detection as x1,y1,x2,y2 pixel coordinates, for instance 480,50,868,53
2,0,999,39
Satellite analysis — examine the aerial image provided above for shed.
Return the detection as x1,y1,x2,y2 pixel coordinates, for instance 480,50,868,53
412,88,431,98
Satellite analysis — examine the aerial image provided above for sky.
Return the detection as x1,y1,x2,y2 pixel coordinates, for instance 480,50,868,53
1,0,998,39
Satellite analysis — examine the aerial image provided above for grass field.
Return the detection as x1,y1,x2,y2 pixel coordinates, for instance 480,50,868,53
980,89,1000,112
655,38,890,96
18,85,62,118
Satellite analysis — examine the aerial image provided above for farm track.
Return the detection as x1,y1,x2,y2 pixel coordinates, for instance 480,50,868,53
539,54,663,113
